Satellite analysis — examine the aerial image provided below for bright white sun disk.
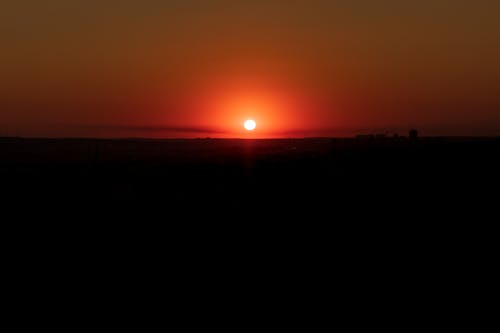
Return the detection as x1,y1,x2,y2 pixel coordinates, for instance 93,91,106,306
244,119,256,131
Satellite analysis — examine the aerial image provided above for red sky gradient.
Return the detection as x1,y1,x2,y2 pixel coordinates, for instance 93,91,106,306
1,1,500,138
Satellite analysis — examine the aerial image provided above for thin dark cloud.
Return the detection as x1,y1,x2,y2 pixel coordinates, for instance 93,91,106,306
84,125,407,137
89,125,348,137
81,125,228,134
71,124,500,138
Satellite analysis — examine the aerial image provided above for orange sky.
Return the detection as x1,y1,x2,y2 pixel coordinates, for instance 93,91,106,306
1,1,500,137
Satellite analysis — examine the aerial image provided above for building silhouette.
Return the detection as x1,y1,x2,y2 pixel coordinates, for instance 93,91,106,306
409,129,419,141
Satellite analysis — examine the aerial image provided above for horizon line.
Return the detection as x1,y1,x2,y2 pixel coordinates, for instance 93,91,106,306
2,135,500,140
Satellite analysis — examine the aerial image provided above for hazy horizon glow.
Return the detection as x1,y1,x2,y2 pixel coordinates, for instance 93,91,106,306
1,1,500,137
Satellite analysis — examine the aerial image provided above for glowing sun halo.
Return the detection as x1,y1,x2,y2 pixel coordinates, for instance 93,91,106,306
244,119,257,131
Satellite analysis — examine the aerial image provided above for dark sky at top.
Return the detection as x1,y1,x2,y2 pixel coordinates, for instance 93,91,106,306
1,0,499,137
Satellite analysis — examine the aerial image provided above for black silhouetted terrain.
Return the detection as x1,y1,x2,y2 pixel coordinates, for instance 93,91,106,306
2,136,497,313
1,136,498,220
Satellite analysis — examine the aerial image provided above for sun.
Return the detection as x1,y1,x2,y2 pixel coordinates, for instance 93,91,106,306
244,119,256,131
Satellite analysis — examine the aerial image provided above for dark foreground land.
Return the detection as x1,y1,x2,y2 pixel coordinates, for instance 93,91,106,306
1,136,499,221
2,137,498,314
